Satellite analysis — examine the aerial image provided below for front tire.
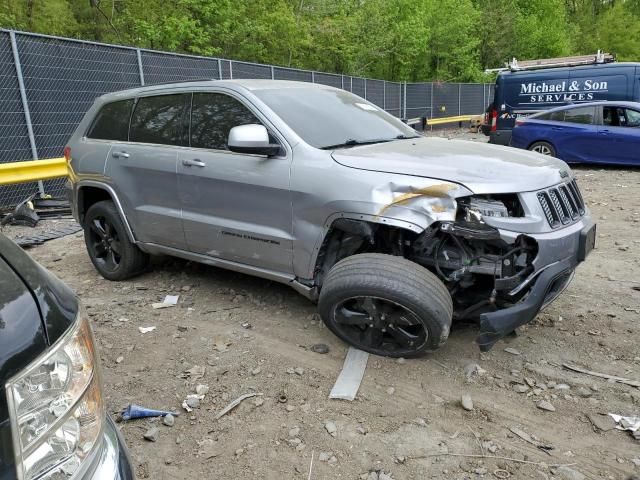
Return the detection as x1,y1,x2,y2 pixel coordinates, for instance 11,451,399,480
83,200,148,281
529,141,556,157
318,254,453,357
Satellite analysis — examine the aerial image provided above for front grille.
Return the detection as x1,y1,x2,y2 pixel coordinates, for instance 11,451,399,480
537,179,585,228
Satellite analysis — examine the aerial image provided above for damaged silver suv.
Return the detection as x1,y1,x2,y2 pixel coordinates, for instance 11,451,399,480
65,80,595,357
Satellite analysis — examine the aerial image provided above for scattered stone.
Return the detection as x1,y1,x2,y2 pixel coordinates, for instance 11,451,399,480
285,405,296,412
235,448,244,456
513,384,529,393
463,363,486,379
386,386,395,395
587,413,616,431
288,427,300,437
319,452,331,462
475,467,488,475
556,466,586,480
288,438,302,446
195,384,209,395
185,396,200,409
461,394,474,411
143,427,159,442
253,397,264,407
397,357,406,364
325,421,337,437
575,387,592,398
311,343,330,354
504,347,521,355
251,367,261,376
356,425,368,435
413,418,428,427
163,414,175,427
116,356,124,364
328,455,338,464
536,400,556,412
241,322,252,329
378,472,394,480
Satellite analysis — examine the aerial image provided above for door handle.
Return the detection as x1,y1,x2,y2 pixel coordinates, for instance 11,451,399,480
599,129,610,135
182,158,206,167
112,151,130,158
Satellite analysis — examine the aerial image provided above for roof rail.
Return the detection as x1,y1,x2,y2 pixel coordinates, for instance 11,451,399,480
141,78,217,87
485,51,615,73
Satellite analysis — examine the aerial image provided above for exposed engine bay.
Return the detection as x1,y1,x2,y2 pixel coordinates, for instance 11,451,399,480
315,194,539,321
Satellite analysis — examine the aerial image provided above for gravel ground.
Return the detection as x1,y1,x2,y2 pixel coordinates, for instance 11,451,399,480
3,129,640,480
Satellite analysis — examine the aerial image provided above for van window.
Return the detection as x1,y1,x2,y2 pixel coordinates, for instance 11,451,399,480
190,93,261,150
87,99,134,141
129,94,190,146
563,106,596,125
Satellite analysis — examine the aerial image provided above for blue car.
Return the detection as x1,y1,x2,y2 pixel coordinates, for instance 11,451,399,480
510,101,640,165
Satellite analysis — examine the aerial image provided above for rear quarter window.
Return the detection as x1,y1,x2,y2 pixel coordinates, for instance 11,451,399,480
86,99,134,141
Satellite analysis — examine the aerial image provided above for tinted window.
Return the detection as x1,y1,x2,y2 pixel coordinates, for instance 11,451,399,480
130,94,190,146
191,93,261,150
87,100,133,141
535,110,565,122
563,106,596,125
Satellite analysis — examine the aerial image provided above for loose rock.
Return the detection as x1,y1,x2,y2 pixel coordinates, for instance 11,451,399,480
556,466,586,480
163,413,175,427
143,427,159,442
288,427,300,437
461,394,474,411
504,347,521,355
325,421,337,437
310,343,329,354
536,400,556,412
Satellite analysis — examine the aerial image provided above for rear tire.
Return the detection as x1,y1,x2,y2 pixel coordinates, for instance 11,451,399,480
83,200,148,281
528,141,556,157
318,254,453,357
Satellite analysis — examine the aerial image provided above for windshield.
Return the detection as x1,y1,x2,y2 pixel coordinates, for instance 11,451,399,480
254,87,418,149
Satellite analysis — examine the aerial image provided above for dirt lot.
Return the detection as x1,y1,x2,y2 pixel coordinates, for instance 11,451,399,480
4,130,640,480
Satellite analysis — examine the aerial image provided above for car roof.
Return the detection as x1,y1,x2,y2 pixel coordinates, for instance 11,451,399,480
541,100,640,113
97,79,336,102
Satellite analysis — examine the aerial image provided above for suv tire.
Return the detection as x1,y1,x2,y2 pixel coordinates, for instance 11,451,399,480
83,200,148,281
528,141,556,157
318,253,453,357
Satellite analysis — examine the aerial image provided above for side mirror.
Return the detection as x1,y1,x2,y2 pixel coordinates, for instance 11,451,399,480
227,124,281,156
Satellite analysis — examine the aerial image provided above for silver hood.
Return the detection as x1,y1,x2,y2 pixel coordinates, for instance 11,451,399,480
331,137,571,194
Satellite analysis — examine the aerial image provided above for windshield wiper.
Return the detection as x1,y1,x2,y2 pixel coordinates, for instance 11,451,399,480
320,135,418,150
395,134,421,140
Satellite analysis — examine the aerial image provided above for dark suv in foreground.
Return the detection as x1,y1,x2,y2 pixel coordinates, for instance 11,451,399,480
0,235,134,480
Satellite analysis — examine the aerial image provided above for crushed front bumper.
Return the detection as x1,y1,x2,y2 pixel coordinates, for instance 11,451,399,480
476,218,596,351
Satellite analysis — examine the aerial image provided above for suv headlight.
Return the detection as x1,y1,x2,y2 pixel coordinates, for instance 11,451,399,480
459,195,524,221
5,312,104,480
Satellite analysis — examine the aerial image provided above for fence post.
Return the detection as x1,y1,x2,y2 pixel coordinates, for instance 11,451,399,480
350,76,353,92
398,83,402,118
458,83,462,116
10,31,44,195
217,59,222,79
229,61,233,79
311,71,315,83
364,79,367,100
403,81,407,120
136,49,145,85
270,66,275,80
383,81,386,111
430,83,434,120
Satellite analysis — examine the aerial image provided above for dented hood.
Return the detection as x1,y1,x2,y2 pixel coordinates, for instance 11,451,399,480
331,137,570,194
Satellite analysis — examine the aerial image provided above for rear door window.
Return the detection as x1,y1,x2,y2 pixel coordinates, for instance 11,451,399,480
563,106,596,125
190,93,261,150
535,110,565,122
129,94,190,146
87,99,134,141
622,108,640,127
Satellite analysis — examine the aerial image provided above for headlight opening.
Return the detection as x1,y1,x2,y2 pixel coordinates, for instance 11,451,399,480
5,312,104,480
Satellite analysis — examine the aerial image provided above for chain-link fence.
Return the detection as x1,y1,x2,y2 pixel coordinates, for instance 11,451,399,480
0,28,494,209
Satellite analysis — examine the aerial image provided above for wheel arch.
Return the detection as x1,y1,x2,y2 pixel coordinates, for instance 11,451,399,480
309,213,427,289
76,181,136,243
527,139,556,152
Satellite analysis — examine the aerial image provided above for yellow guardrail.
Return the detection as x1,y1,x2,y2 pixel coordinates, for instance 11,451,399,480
0,157,68,186
426,114,475,126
